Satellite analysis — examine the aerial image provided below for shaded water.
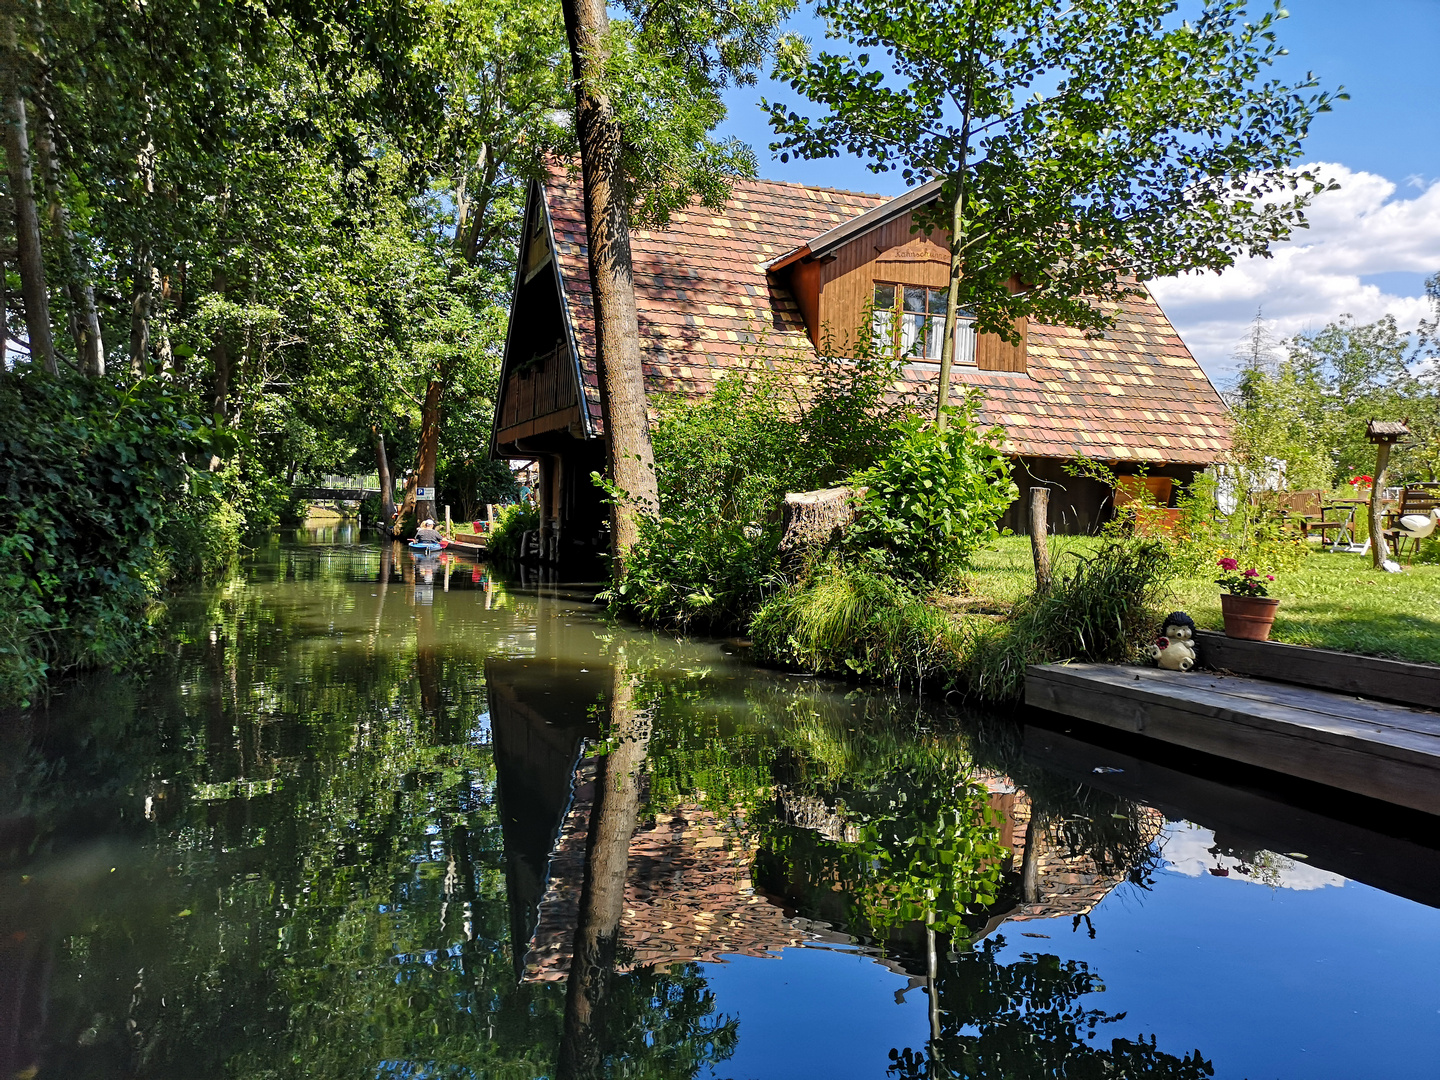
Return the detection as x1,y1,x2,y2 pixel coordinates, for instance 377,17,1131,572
3,534,1439,1079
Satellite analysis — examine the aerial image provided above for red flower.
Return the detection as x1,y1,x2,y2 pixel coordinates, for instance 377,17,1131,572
1244,568,1259,577
1218,557,1239,571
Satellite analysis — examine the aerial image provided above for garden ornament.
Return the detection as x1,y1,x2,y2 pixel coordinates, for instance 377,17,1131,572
1151,611,1198,672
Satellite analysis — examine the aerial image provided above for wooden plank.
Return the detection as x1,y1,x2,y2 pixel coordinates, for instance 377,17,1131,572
1019,726,1440,910
1036,665,1440,759
1194,629,1440,710
1024,663,1440,815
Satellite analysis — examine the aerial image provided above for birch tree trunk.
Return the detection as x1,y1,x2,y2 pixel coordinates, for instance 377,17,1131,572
559,0,659,564
936,182,966,430
128,132,156,375
34,78,104,375
373,425,397,526
2,68,56,375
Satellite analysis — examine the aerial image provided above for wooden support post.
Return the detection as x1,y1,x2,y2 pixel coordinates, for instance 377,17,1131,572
1369,442,1392,569
445,504,452,537
1029,486,1052,593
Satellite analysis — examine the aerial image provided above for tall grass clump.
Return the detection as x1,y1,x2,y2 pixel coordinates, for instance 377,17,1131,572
751,562,964,688
962,538,1175,701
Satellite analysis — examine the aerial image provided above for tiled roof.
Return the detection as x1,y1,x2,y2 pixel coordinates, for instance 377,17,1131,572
544,166,1230,464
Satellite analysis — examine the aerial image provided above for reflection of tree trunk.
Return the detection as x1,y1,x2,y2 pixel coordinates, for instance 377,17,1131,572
0,879,51,1080
556,661,651,1080
1021,809,1047,904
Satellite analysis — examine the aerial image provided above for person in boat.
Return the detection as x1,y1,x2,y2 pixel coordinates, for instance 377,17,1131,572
414,519,445,546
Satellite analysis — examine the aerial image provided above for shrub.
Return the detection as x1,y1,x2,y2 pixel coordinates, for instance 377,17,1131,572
607,515,780,635
962,538,1175,701
846,395,1017,587
0,373,220,705
751,561,964,688
487,503,539,561
649,345,914,525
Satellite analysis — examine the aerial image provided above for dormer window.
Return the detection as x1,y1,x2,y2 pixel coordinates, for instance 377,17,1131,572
872,282,976,364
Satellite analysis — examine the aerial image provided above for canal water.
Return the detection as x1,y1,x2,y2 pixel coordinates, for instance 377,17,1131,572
3,533,1438,1079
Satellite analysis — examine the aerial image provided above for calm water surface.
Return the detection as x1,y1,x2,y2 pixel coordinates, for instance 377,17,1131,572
3,532,1439,1079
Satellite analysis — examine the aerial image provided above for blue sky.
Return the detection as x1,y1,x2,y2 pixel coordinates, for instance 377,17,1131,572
714,0,1440,380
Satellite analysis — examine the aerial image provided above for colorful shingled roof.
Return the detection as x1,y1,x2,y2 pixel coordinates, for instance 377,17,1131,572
543,165,1231,464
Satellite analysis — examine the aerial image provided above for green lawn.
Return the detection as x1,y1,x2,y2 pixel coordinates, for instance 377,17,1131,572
965,535,1440,666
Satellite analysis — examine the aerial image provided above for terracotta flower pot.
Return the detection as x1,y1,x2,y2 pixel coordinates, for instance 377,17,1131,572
1220,593,1280,641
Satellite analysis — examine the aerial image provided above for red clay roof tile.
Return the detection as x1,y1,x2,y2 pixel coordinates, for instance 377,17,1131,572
543,165,1230,464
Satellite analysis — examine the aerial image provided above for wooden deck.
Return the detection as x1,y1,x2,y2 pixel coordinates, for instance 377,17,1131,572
1025,663,1440,816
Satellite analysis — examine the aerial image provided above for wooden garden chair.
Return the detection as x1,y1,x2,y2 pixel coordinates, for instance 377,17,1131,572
1384,484,1440,558
1274,490,1346,543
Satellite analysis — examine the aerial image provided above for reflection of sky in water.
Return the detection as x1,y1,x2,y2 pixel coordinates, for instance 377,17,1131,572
1160,820,1348,891
697,817,1440,1080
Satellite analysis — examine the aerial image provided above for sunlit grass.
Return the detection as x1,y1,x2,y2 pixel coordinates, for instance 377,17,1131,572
965,535,1440,665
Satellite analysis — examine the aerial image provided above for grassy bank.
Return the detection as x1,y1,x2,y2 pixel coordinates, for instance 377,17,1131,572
966,536,1440,666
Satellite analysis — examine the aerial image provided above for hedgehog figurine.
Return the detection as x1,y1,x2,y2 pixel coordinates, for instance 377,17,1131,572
1150,611,1198,671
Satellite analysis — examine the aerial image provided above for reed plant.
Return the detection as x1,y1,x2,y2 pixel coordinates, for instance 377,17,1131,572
960,538,1175,702
750,561,964,689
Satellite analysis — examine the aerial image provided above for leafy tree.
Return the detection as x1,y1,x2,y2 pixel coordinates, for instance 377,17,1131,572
556,0,794,562
767,0,1343,422
1230,313,1436,486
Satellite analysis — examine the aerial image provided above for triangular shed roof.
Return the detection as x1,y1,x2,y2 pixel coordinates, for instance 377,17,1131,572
525,165,1230,465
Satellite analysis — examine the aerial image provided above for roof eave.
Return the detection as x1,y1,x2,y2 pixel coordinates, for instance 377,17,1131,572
765,178,945,273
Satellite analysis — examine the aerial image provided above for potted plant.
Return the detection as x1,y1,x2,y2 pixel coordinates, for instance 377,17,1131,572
1215,558,1279,640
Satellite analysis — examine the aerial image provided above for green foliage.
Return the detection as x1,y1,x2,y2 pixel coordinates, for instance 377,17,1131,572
607,518,781,634
650,345,913,524
487,502,539,560
438,456,520,524
847,397,1016,587
1230,313,1439,486
0,374,224,704
767,0,1341,343
963,538,1176,701
618,343,917,634
751,561,964,687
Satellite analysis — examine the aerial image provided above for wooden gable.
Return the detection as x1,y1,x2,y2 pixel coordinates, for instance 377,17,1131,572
789,207,1028,374
492,181,587,452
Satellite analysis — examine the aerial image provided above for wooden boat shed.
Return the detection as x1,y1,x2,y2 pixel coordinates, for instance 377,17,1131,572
490,164,1230,571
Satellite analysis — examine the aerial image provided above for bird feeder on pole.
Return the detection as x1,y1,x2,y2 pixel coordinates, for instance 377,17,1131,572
1365,419,1410,570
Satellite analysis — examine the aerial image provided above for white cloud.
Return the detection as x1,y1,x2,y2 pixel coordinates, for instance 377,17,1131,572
1149,162,1440,384
1159,821,1346,892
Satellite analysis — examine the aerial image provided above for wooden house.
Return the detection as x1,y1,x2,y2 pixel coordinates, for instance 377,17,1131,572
490,165,1230,570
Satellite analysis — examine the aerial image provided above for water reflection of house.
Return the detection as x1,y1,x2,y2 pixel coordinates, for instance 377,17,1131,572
981,776,1166,931
513,758,1163,982
523,760,828,981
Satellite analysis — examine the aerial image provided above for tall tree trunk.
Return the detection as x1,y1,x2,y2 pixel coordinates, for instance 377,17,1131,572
559,0,659,565
936,183,966,430
34,76,103,375
399,376,445,529
455,144,499,267
129,132,156,375
556,659,651,1080
373,425,396,526
211,263,230,420
2,71,56,375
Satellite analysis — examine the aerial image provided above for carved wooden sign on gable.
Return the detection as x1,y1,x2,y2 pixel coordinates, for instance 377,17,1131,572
875,235,949,267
